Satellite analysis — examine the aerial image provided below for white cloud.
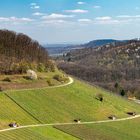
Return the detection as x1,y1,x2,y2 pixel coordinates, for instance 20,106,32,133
64,9,88,13
94,15,140,25
30,3,40,9
77,2,86,5
95,16,112,20
0,16,33,23
42,13,75,19
42,19,66,24
117,15,140,18
19,17,33,22
32,12,45,16
0,17,10,22
78,19,92,22
93,5,101,9
94,16,120,24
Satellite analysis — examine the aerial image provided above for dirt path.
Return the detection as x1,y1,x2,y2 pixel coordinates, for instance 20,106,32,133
0,114,140,133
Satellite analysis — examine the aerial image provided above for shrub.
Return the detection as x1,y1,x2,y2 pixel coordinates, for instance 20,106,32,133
37,63,46,72
18,61,30,73
3,77,11,82
114,82,119,89
120,89,126,96
53,74,62,81
96,93,104,102
27,70,38,80
53,74,68,82
46,60,56,72
47,79,54,86
0,87,3,92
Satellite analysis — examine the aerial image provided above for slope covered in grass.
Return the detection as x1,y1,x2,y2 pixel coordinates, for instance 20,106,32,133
0,94,38,129
0,126,79,140
5,79,140,124
55,117,140,140
0,78,140,139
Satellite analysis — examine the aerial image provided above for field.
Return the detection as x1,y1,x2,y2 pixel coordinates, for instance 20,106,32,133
4,80,140,124
0,126,79,140
0,78,139,139
0,94,38,129
55,117,140,140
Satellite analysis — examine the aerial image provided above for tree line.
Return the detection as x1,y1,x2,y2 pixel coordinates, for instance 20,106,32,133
0,30,54,74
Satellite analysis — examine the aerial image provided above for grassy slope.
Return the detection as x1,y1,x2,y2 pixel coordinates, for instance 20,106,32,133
0,126,79,140
0,93,38,129
5,79,140,124
0,79,140,139
55,117,140,140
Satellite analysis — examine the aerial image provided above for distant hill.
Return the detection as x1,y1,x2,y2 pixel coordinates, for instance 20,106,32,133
58,39,140,98
44,44,74,56
45,39,122,56
44,44,83,56
82,39,121,48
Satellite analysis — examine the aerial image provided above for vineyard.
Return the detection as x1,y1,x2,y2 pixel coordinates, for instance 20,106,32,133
0,79,139,139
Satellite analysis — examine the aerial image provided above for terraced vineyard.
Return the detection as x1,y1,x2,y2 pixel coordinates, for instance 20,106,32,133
0,94,38,129
0,79,140,139
55,117,140,140
5,80,140,124
0,126,79,140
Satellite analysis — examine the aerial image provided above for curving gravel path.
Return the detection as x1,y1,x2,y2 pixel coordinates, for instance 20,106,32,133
0,114,140,133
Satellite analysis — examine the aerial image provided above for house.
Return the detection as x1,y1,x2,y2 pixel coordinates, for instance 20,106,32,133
74,119,81,123
9,122,19,128
127,112,136,116
108,115,117,120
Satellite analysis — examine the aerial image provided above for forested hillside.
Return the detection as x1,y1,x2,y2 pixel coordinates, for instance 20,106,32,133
0,30,54,74
58,39,140,98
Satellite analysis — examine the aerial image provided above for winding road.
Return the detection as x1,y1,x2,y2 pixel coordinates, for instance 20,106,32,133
1,76,140,133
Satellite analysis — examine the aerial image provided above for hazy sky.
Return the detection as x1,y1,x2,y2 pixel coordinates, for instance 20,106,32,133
0,0,140,43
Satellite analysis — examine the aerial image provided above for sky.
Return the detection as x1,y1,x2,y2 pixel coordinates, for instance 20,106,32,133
0,0,140,44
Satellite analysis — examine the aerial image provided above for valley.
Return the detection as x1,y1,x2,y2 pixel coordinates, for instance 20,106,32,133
0,30,139,140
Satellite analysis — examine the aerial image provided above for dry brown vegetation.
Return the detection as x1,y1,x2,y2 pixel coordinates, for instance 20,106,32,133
58,40,140,98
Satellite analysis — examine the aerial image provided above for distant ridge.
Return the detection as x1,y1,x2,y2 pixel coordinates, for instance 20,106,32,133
84,39,120,48
45,39,122,56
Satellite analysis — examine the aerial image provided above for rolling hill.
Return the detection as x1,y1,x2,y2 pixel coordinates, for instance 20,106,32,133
45,39,122,56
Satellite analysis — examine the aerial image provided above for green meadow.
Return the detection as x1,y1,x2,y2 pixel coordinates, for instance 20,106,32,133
0,79,139,139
